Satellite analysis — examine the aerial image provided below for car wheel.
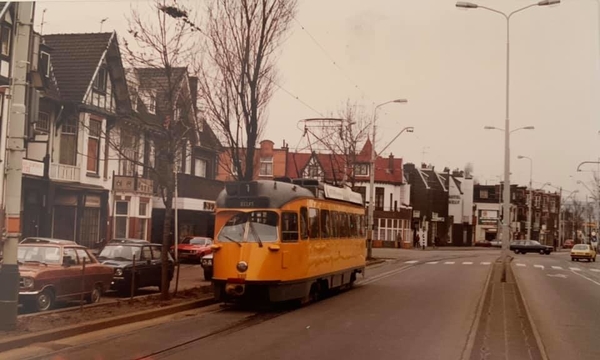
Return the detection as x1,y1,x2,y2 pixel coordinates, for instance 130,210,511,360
87,285,102,304
539,250,545,255
514,250,519,254
35,288,54,312
571,258,575,262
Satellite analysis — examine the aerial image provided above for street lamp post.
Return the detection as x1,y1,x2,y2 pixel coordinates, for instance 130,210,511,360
367,99,408,260
517,155,534,239
458,0,560,274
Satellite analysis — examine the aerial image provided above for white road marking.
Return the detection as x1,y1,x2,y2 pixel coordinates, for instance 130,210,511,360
426,261,438,265
570,267,582,272
551,266,563,270
405,260,418,264
534,265,545,270
590,269,600,273
547,274,568,278
480,262,491,265
462,262,473,265
516,263,526,267
444,262,455,265
571,269,600,288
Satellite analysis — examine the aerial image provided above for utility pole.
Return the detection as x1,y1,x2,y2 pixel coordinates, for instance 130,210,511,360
0,1,34,331
558,187,562,248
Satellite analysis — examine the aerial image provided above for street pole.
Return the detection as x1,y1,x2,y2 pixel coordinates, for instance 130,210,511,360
0,2,34,331
558,187,562,248
457,0,560,279
366,99,407,260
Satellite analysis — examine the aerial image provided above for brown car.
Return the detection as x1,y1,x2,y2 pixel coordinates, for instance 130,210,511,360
17,238,114,312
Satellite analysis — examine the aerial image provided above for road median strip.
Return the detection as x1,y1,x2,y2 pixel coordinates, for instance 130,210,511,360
0,295,216,353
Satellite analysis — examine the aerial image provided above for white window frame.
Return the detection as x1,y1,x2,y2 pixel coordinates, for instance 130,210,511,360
354,163,369,176
114,201,129,238
137,201,150,241
194,158,207,177
259,156,273,177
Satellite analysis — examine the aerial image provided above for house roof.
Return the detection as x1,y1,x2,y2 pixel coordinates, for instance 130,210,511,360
286,150,404,185
43,32,114,102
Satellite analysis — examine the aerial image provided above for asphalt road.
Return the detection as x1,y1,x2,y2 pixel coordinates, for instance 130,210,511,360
4,250,499,360
511,251,600,360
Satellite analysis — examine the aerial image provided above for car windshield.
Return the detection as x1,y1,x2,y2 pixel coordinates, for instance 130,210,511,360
18,246,61,264
573,244,589,250
98,245,141,261
217,211,279,243
183,238,209,245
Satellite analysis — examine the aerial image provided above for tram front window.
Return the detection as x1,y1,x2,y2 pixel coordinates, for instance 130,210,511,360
218,211,279,243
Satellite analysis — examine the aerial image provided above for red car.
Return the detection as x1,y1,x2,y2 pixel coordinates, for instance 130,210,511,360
563,239,575,249
171,237,213,263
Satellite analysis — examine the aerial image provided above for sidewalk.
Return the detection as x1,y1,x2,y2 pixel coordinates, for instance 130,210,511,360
468,260,543,360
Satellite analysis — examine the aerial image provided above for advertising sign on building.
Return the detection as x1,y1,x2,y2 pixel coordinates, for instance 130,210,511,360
478,210,498,225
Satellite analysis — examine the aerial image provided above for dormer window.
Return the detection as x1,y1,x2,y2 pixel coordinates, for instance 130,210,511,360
39,51,50,77
140,90,156,114
93,67,107,92
354,163,369,176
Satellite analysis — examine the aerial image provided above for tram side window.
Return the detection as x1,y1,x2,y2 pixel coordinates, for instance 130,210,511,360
300,207,309,240
340,213,348,238
321,210,330,238
308,208,320,239
330,211,339,238
281,212,299,242
350,214,358,237
359,215,365,237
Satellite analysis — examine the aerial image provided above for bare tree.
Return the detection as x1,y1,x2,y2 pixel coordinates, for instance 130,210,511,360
164,0,297,181
300,99,371,187
565,198,586,243
101,0,198,300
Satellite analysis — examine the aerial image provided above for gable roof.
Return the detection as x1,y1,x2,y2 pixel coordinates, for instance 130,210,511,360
43,32,114,102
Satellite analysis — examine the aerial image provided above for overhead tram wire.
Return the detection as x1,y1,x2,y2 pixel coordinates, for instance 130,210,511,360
293,16,372,102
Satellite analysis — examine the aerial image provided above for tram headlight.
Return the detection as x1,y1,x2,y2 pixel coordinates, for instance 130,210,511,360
236,261,248,273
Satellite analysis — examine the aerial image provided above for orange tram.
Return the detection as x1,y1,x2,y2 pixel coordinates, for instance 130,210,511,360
211,177,366,303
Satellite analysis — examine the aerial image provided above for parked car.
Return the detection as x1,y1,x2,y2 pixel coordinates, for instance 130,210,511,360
200,253,213,281
96,239,175,295
563,240,575,249
170,236,213,263
17,237,114,312
474,241,491,247
571,244,596,262
490,240,502,248
510,240,553,255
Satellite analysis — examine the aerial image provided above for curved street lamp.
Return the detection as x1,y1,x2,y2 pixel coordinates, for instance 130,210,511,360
460,0,560,270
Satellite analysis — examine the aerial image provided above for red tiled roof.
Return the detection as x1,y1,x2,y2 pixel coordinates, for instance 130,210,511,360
43,32,114,102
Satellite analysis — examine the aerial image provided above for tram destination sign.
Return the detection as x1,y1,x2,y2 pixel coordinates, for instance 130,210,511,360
225,196,269,208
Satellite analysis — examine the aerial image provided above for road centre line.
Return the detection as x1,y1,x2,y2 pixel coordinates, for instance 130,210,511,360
480,262,491,265
444,262,455,265
590,269,600,273
534,265,544,270
426,261,438,264
570,267,582,272
404,260,418,264
463,262,473,265
516,263,526,267
551,266,563,270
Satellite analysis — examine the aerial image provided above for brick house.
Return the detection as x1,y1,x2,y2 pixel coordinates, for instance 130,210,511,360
216,139,289,181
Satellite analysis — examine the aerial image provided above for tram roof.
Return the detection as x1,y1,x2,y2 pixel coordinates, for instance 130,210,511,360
216,178,364,209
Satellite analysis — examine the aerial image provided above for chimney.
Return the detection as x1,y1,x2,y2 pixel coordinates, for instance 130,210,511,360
282,139,289,150
421,163,427,169
188,76,198,111
388,153,394,173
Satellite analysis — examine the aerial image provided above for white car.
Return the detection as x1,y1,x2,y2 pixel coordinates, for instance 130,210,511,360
200,253,213,281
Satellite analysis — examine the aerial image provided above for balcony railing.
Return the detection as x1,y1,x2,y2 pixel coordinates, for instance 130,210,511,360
50,163,80,182
114,175,154,194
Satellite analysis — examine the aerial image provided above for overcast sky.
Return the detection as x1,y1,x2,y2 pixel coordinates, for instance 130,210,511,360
34,0,600,199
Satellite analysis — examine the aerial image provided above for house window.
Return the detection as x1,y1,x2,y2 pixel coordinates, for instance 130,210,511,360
87,119,101,173
93,67,107,92
260,156,273,176
194,158,207,177
120,130,138,176
480,190,488,199
114,201,129,238
141,91,156,114
136,202,149,240
39,51,50,78
1,25,10,57
230,159,239,176
59,116,78,166
307,165,320,179
375,187,385,211
36,112,50,133
354,163,369,176
184,142,192,174
534,195,541,208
